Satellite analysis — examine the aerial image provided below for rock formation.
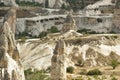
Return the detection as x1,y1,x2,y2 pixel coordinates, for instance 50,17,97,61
0,7,25,80
0,0,18,7
19,34,120,70
51,40,67,80
62,12,77,33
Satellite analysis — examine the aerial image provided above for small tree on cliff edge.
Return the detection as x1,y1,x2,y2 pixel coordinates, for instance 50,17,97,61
109,59,119,69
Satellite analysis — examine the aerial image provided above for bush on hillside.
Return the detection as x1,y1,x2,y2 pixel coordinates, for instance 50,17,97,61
39,31,47,38
67,66,74,73
50,26,59,33
109,59,119,69
87,69,102,75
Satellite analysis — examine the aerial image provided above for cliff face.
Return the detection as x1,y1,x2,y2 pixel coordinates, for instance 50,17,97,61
0,7,25,80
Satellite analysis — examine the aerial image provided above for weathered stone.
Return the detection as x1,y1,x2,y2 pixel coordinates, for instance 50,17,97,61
51,40,66,80
0,7,25,80
62,12,77,33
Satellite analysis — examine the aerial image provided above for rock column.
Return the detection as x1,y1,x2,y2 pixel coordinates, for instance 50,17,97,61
51,40,66,80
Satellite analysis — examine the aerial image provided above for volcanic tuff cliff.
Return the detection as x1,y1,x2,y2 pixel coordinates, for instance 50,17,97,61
0,7,25,80
18,30,120,70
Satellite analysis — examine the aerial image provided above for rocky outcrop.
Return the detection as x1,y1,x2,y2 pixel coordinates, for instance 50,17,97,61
51,40,66,80
0,7,25,80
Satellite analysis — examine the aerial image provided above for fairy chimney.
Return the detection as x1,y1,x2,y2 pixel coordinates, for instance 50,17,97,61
62,12,77,33
51,40,66,80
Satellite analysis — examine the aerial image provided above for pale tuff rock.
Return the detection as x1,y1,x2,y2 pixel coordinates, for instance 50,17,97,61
0,0,18,7
51,40,67,80
62,13,77,33
0,7,25,80
19,34,120,70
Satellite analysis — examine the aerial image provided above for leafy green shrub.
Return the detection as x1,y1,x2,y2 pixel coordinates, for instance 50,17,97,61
39,31,47,38
50,26,59,33
67,66,74,73
109,59,119,69
111,77,118,80
87,69,102,75
77,29,98,34
111,36,118,39
109,31,116,34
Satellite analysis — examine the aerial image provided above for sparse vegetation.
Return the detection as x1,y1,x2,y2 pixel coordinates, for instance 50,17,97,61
67,66,74,73
77,29,99,34
87,69,102,75
109,59,119,69
111,77,118,80
24,68,50,80
111,36,118,39
16,31,48,39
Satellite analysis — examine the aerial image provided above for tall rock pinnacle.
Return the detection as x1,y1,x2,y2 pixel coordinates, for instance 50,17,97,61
51,40,67,80
62,12,77,33
0,7,25,80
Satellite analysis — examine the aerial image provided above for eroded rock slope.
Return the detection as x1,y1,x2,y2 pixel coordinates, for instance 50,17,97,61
18,31,120,70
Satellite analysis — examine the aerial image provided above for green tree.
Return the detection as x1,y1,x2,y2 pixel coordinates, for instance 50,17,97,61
61,3,66,9
45,0,49,8
110,59,119,69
